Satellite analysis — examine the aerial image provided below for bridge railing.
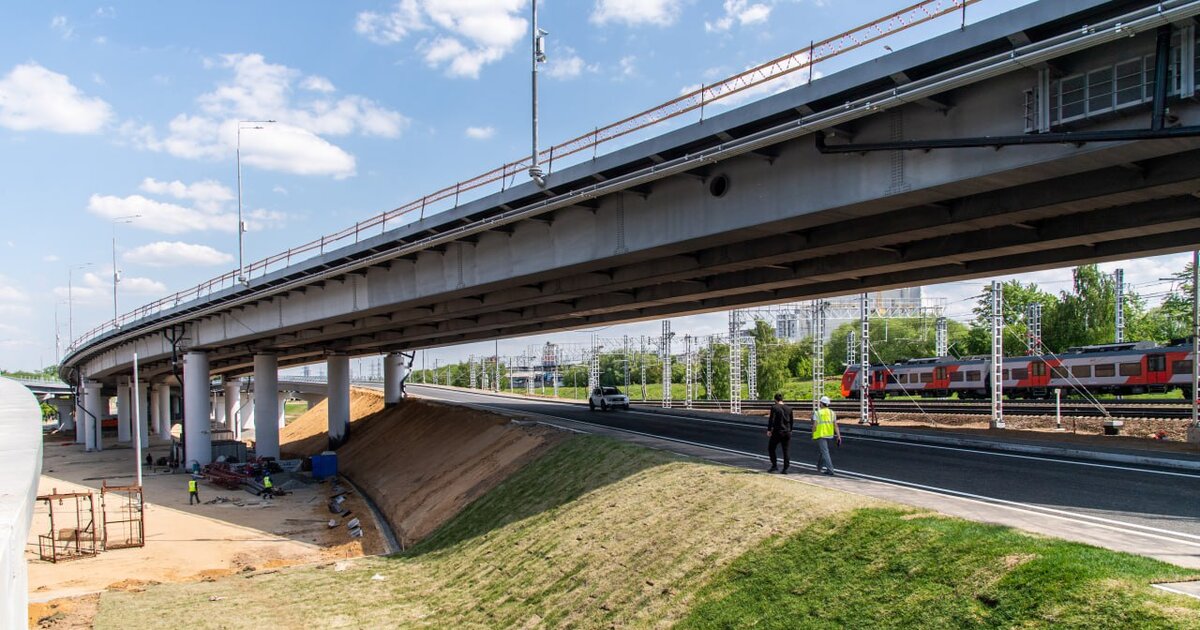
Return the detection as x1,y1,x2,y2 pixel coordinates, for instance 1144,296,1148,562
66,0,980,356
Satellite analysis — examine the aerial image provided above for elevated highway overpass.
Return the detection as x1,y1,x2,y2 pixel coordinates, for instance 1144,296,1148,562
60,0,1200,465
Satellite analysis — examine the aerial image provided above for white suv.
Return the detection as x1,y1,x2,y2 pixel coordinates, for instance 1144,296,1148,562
588,386,630,411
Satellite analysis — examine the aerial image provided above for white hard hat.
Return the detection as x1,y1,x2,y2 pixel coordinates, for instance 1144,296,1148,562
820,396,831,406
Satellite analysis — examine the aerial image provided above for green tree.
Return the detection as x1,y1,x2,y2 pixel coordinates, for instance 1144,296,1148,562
749,319,790,399
827,317,970,372
1041,265,1140,351
965,280,1057,356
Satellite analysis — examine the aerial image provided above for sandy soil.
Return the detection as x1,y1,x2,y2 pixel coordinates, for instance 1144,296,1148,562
26,431,384,628
280,391,566,548
279,387,383,456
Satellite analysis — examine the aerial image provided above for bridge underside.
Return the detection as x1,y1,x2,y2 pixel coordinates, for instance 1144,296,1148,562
202,140,1200,376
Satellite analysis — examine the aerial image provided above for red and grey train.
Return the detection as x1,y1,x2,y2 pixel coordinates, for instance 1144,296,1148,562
841,341,1196,400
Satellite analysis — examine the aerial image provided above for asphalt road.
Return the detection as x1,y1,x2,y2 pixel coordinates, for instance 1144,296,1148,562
408,384,1200,542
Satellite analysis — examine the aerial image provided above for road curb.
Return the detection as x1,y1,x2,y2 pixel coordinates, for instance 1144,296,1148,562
625,403,1200,472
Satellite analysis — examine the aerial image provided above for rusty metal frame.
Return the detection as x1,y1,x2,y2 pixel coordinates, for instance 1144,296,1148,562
35,489,98,563
100,481,145,550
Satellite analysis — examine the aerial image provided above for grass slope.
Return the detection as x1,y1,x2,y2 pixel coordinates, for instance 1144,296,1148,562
94,436,1200,628
94,435,878,628
679,508,1200,629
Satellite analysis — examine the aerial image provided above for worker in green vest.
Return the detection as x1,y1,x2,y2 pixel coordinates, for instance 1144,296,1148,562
262,474,274,499
812,396,843,476
188,478,200,505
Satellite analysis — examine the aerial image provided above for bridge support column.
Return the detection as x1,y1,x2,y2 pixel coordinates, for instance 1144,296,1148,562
136,380,149,449
224,379,241,439
327,353,350,449
83,380,102,452
149,385,160,436
277,393,287,429
54,398,74,432
74,394,86,444
214,392,226,426
183,351,212,468
253,354,280,460
116,377,131,443
299,393,325,410
158,385,172,438
384,352,404,406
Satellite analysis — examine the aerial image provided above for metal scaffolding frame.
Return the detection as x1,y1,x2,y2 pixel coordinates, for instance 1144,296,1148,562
846,330,856,367
588,334,600,392
623,335,631,392
100,482,144,551
991,280,1006,428
935,317,948,357
35,489,98,563
730,310,743,414
469,355,478,389
639,335,648,401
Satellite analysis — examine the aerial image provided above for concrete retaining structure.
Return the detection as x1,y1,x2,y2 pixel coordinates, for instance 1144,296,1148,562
0,377,44,629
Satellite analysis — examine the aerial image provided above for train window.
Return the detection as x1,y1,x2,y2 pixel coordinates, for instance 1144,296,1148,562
1012,368,1029,380
1095,364,1115,377
1147,355,1166,372
1031,362,1046,377
934,367,947,381
949,371,964,382
896,373,906,383
1174,360,1194,375
920,372,933,383
966,371,981,381
1050,365,1070,379
1071,365,1091,378
1003,369,1010,380
886,373,898,384
1119,362,1142,376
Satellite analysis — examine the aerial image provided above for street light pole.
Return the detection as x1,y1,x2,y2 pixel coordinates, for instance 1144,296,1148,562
237,120,275,285
111,215,140,326
67,262,92,343
528,0,548,186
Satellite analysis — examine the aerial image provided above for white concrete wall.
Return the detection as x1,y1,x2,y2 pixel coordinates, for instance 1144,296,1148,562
0,377,43,629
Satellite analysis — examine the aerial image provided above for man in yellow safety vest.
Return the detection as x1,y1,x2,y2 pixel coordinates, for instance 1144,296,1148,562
812,396,843,476
188,478,200,505
262,474,274,499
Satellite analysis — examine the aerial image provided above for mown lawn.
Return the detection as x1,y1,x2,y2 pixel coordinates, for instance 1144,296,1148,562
679,508,1200,629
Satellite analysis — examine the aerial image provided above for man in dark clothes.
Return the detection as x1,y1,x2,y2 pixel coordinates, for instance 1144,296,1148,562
766,393,793,473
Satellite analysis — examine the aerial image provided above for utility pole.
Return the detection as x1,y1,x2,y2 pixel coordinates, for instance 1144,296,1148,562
528,0,548,186
684,335,694,409
729,310,742,414
846,330,856,369
812,300,826,416
1192,250,1198,433
859,293,870,425
991,280,1005,429
1114,268,1125,343
661,320,673,408
747,338,758,401
111,215,139,326
935,317,948,357
705,336,714,400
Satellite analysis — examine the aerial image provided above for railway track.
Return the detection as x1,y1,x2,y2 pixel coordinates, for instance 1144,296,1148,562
630,399,1195,419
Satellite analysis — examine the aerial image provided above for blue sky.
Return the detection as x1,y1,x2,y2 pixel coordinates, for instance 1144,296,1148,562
0,0,1190,372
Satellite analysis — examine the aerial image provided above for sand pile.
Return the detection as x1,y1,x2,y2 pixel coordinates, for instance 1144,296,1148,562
280,391,564,548
279,387,384,456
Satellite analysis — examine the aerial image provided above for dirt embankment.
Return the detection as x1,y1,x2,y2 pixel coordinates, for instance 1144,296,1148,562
281,390,565,548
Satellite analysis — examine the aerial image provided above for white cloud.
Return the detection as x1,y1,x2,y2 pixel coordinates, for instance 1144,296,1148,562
272,185,288,195
124,241,234,267
680,65,821,109
42,254,60,263
53,271,166,304
0,274,31,317
464,125,494,140
356,0,425,44
139,177,233,212
546,47,596,80
50,15,74,39
705,0,771,32
126,53,404,178
592,0,682,26
87,194,236,234
619,55,637,77
95,6,116,18
356,0,528,79
301,75,336,93
0,63,113,134
93,36,108,45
